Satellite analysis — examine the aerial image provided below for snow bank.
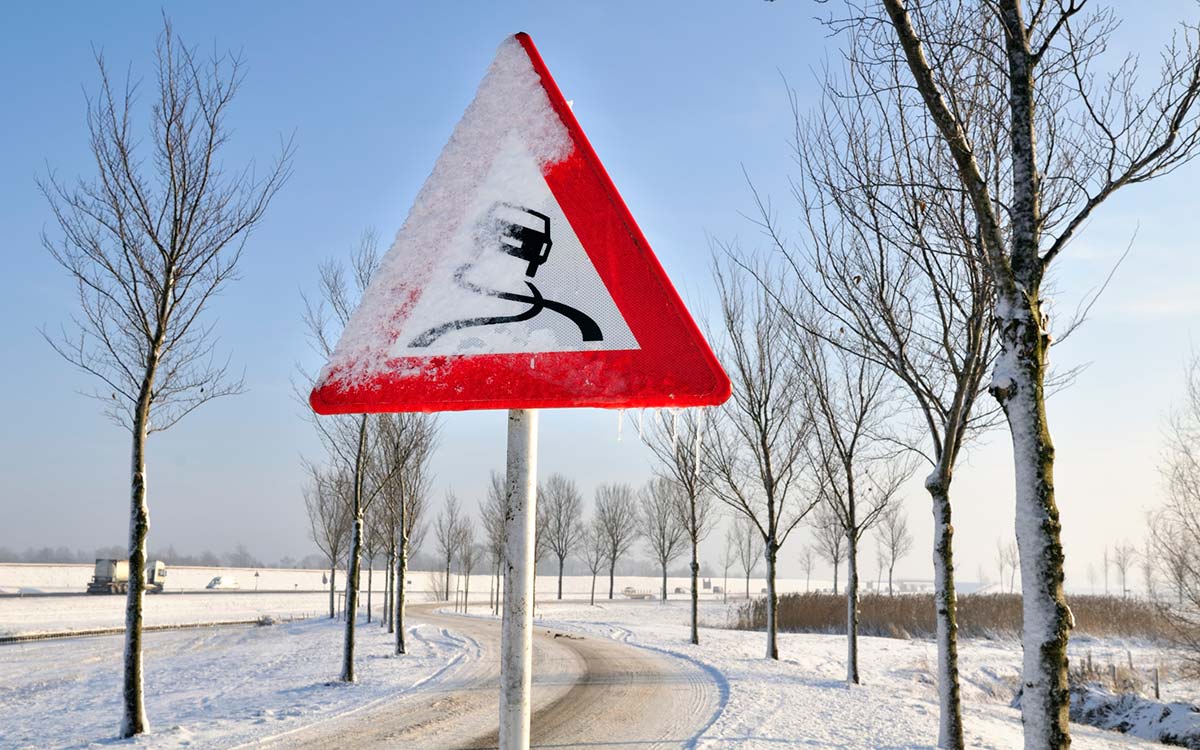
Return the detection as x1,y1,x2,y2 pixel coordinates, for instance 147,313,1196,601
1069,684,1200,748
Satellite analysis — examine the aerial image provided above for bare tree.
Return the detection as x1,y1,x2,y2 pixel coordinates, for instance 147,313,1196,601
39,20,292,736
733,516,763,600
704,259,816,659
303,232,405,682
581,514,608,606
1152,356,1200,672
481,471,508,615
761,26,1002,738
375,412,438,646
434,494,464,602
541,474,584,600
1150,509,1190,608
644,409,718,643
856,2,1200,742
305,464,352,619
874,506,914,596
459,521,480,613
996,540,1020,594
799,544,817,593
595,483,640,599
387,415,435,655
813,504,846,595
362,499,388,624
639,477,688,603
719,525,738,602
1111,542,1138,598
799,336,911,684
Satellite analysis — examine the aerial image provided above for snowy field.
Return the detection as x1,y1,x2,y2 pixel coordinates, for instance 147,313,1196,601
2,594,1196,749
0,617,459,750
0,593,346,636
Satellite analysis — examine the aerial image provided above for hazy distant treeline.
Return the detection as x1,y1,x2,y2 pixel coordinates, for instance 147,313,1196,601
0,543,328,570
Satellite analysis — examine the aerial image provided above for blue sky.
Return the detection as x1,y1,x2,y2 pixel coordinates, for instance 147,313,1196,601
2,2,1198,586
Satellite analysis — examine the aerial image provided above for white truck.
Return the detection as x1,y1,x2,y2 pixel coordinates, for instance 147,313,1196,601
86,559,167,594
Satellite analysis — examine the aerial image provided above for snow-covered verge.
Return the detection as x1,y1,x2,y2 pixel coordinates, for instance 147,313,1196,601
1069,684,1200,748
0,617,461,750
524,599,1194,749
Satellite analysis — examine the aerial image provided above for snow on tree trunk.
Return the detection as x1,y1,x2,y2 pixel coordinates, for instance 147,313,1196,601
396,531,408,655
929,478,965,750
366,564,373,624
328,567,336,619
991,291,1071,750
384,548,394,631
690,552,700,645
119,396,151,738
765,541,779,660
846,532,860,685
342,514,362,682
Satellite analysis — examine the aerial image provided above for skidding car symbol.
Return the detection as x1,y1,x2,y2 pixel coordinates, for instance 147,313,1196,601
408,201,601,347
492,203,552,278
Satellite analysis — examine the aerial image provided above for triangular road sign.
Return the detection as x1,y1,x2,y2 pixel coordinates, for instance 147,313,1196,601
310,33,729,414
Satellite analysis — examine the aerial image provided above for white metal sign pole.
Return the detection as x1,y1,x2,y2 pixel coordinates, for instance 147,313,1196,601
499,408,538,750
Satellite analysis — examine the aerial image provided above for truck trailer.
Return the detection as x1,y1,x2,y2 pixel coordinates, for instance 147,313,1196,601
86,559,167,594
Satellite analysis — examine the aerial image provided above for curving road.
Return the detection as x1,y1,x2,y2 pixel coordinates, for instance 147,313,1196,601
263,604,718,749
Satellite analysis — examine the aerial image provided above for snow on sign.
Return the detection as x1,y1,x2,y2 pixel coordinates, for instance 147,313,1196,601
310,33,730,414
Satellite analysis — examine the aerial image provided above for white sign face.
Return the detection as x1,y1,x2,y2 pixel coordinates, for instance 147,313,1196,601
386,134,639,358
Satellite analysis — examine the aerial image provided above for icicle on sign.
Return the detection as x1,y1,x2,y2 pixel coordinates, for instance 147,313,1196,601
309,33,729,415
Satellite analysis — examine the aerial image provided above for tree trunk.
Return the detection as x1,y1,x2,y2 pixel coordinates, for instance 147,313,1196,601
833,563,840,596
590,571,596,606
445,560,452,602
888,563,895,596
384,547,394,631
608,559,616,600
765,541,779,660
464,572,470,613
723,569,728,603
745,571,750,600
119,393,152,738
557,555,564,600
992,291,1071,750
366,563,373,624
328,566,336,619
395,529,409,655
342,514,362,682
846,532,860,685
661,563,668,603
929,479,966,750
690,547,700,645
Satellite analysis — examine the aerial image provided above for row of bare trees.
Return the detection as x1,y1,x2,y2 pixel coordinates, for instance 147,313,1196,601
302,232,440,681
709,3,1200,747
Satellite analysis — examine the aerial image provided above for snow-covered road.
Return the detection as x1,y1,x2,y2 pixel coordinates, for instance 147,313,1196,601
266,604,720,749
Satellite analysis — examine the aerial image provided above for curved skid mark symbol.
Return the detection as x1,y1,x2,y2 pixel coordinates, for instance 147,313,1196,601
408,265,603,348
